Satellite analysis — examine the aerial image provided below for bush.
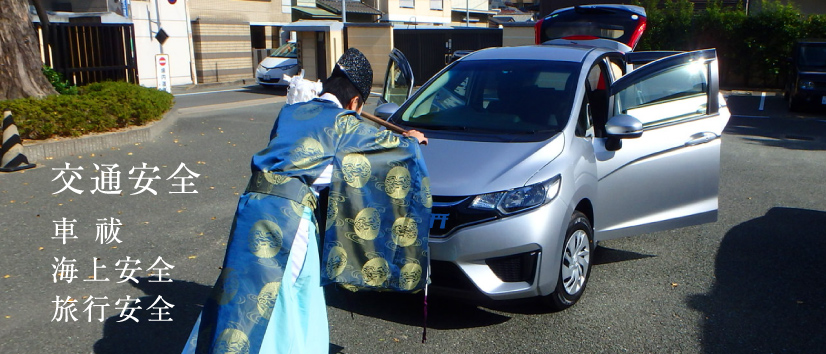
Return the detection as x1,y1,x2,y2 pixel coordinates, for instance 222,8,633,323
42,65,78,95
0,81,174,140
635,0,819,88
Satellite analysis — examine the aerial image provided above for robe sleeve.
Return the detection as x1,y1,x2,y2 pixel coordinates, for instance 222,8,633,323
320,112,432,292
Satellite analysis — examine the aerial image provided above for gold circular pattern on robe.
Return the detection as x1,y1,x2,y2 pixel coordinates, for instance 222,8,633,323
335,114,361,135
213,328,250,354
391,217,419,247
256,281,281,320
293,103,324,121
263,171,291,185
248,220,283,258
362,257,390,287
325,246,348,279
375,130,400,148
353,208,381,240
384,166,412,199
341,153,371,188
400,263,423,290
421,177,433,208
290,137,324,169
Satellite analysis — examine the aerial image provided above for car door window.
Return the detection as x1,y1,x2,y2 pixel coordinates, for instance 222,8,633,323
383,59,412,106
615,61,709,126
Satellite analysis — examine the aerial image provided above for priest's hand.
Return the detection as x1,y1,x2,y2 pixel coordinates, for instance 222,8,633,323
404,130,428,145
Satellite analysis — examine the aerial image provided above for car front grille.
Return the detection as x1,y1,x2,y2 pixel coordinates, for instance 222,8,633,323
429,195,498,237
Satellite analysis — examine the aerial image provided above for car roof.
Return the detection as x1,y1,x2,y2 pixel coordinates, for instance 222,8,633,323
461,44,610,63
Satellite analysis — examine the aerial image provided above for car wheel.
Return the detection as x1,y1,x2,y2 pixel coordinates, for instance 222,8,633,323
543,211,593,311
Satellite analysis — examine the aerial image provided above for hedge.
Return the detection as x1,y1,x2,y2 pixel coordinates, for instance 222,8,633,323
635,0,826,89
0,81,174,140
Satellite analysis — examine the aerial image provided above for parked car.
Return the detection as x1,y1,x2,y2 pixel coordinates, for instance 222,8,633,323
375,30,729,310
256,42,299,87
785,39,826,111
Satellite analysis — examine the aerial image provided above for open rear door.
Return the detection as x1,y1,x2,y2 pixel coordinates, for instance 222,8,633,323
536,4,647,49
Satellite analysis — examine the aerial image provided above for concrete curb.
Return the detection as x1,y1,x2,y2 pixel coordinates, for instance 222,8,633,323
23,108,182,163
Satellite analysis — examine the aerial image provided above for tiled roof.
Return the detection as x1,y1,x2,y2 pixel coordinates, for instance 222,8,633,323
317,0,383,15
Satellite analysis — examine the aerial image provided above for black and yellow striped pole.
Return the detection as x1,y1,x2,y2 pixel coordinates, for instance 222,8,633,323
0,110,35,172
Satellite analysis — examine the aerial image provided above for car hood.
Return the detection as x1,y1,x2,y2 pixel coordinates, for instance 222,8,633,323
421,133,565,196
259,57,295,69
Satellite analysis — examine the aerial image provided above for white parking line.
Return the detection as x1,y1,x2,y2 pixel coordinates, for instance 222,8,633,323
758,92,766,111
174,88,247,97
732,114,770,119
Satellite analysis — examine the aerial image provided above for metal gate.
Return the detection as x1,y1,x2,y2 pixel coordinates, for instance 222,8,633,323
39,23,139,86
393,28,502,82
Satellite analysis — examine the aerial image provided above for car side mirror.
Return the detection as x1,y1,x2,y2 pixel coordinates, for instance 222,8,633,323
604,114,643,151
606,114,643,138
374,103,400,120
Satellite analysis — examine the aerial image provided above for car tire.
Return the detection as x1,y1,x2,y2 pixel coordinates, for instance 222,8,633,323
543,211,593,311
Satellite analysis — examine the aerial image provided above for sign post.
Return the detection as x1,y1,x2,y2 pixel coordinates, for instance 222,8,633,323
155,54,171,93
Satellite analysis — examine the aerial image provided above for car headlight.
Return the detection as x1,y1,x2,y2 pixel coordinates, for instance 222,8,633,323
800,81,815,89
276,64,298,70
469,175,561,215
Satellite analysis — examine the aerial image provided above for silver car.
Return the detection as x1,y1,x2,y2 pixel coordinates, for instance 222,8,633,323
376,41,729,309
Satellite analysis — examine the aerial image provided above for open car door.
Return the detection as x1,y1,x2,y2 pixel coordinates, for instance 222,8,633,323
379,48,415,107
593,49,729,241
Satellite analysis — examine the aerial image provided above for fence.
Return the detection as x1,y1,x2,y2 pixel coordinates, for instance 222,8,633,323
38,23,139,86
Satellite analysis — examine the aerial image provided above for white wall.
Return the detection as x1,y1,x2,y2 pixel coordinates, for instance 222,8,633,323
131,0,195,87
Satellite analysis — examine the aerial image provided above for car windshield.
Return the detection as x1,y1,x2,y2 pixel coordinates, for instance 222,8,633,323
799,43,826,69
270,43,297,58
394,60,578,135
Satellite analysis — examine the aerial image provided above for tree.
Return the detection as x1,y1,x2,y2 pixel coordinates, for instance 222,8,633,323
0,0,56,101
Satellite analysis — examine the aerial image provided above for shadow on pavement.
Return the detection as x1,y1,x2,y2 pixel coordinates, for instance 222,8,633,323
93,278,209,354
592,246,656,266
689,207,826,353
325,286,510,330
725,114,826,151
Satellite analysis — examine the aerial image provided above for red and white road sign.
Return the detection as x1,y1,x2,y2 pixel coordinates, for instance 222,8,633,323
159,57,167,66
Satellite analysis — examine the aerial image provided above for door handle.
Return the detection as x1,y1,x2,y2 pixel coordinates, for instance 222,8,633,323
685,132,718,146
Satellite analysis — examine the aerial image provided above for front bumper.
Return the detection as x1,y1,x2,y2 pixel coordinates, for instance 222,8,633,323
428,198,569,300
255,67,292,86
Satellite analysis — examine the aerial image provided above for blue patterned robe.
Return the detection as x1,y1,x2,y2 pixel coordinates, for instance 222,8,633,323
182,99,431,353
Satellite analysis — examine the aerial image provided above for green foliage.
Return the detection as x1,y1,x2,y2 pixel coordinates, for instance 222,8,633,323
0,81,174,140
634,0,819,88
41,65,79,95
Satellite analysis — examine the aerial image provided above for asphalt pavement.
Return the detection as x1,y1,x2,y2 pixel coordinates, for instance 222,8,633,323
0,86,825,353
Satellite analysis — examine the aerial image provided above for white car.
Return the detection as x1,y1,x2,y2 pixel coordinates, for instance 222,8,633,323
256,42,299,87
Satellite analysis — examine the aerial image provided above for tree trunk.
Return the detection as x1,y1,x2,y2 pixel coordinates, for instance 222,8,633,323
30,0,49,49
0,0,57,101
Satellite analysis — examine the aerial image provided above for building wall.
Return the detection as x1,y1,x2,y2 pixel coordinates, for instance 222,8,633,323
131,0,195,87
297,31,319,81
192,20,253,83
188,0,292,23
502,24,534,46
346,25,394,86
375,0,453,25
